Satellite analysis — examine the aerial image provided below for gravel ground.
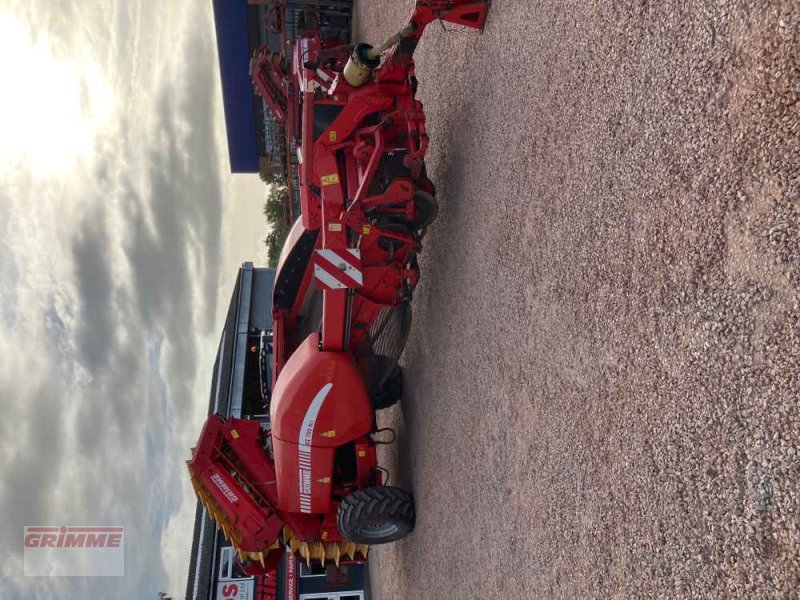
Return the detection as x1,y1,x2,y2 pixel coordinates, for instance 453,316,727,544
354,1,800,598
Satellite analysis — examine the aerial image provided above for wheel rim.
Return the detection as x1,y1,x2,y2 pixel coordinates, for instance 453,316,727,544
358,521,399,542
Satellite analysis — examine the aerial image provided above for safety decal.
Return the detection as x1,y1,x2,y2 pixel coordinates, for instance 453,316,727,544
313,248,363,290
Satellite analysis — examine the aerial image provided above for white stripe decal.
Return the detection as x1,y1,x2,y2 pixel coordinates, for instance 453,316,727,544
313,265,348,289
299,383,332,446
314,249,363,287
317,248,358,263
297,383,333,512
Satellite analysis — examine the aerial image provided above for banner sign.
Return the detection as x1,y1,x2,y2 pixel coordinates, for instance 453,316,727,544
216,578,254,600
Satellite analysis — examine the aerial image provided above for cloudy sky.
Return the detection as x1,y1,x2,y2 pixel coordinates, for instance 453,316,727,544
0,1,268,597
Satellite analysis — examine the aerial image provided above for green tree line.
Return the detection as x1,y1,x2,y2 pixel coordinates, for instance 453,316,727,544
260,171,293,267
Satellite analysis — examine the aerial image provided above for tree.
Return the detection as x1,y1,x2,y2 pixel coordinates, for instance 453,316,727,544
265,225,290,268
259,170,287,188
263,192,289,226
262,172,293,266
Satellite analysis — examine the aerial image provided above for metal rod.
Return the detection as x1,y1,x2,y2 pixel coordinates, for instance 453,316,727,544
365,23,417,60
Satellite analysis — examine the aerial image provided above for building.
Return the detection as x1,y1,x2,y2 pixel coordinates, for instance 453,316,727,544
212,1,353,174
184,262,369,600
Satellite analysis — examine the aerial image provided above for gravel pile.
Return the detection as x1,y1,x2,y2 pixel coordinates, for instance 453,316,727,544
354,1,800,597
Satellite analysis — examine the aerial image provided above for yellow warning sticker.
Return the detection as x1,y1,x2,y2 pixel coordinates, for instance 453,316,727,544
321,173,339,186
357,449,366,458
320,430,336,438
328,131,337,142
230,429,239,439
362,225,371,235
316,477,331,484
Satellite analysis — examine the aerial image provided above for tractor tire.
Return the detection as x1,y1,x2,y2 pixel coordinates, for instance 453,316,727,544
371,364,403,410
414,162,436,195
410,189,438,231
337,486,416,544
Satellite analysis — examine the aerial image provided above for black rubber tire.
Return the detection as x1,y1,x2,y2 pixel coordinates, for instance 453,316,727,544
410,190,438,231
371,364,403,410
337,486,416,544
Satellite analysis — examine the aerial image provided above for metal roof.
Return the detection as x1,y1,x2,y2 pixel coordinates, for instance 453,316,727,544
212,0,260,173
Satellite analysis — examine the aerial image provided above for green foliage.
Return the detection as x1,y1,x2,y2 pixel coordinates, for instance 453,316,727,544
262,173,293,267
259,171,286,187
265,223,291,268
263,193,287,224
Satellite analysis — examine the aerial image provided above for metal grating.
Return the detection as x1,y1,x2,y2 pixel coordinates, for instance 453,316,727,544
354,304,412,394
367,304,412,364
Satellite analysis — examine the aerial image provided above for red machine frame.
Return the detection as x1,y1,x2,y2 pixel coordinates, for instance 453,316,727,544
188,0,490,578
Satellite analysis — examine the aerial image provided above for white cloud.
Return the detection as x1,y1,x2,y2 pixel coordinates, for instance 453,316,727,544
0,1,268,597
0,12,114,177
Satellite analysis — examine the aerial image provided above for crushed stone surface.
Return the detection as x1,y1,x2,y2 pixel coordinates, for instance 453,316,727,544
354,1,800,598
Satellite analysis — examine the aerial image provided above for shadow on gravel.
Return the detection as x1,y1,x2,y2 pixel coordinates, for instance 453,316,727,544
382,388,415,493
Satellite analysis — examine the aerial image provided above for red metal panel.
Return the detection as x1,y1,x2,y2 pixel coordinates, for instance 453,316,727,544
273,439,335,514
321,290,347,351
300,90,321,229
270,335,372,448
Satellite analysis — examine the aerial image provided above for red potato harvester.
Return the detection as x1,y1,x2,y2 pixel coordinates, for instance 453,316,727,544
187,0,491,573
